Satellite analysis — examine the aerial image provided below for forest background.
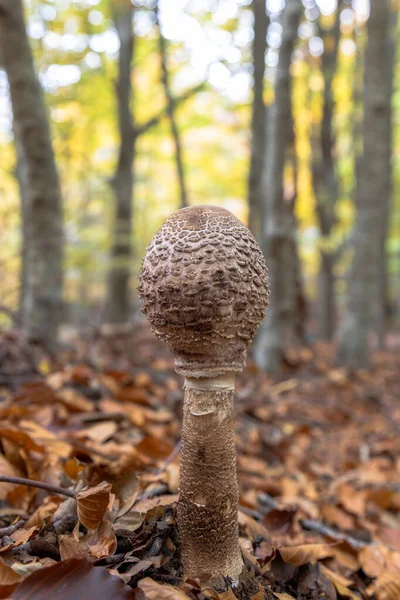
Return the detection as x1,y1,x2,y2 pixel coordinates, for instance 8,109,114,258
0,0,399,374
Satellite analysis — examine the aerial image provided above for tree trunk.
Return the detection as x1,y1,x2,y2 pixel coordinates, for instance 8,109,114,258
312,4,341,340
337,0,395,367
14,132,30,322
254,0,302,374
0,0,63,351
376,5,397,349
156,1,188,209
247,0,269,241
105,3,206,323
106,2,136,324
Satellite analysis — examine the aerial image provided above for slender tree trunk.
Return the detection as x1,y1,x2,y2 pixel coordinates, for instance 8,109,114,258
337,0,395,367
0,0,63,351
247,0,269,241
312,4,341,340
155,1,188,209
106,5,205,323
106,2,136,324
254,0,302,374
376,4,397,349
14,132,30,322
286,123,307,346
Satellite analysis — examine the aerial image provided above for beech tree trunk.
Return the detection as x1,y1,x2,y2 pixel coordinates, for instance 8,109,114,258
312,4,341,340
0,0,63,351
106,2,136,323
337,0,395,367
106,4,204,323
247,0,269,241
156,1,188,209
14,132,30,322
254,0,302,374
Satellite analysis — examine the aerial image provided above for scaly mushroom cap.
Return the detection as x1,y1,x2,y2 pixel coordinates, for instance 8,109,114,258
139,205,269,377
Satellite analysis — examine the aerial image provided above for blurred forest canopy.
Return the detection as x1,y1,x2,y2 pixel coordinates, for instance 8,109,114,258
0,0,399,371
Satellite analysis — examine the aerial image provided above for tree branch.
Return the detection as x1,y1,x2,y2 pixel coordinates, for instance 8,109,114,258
0,476,76,499
135,81,206,137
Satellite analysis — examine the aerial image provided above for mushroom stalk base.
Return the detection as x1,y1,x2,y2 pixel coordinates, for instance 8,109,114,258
178,378,243,582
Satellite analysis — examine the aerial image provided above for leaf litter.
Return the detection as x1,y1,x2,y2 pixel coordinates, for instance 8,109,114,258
0,326,399,599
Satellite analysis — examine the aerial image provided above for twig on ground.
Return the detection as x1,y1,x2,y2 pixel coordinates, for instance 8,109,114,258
0,519,26,537
0,476,76,499
300,518,372,549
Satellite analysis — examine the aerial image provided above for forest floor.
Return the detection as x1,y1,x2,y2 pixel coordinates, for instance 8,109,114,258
0,324,399,600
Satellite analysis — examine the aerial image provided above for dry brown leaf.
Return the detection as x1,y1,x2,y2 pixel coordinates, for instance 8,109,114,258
217,590,237,599
138,577,191,599
0,454,22,499
57,388,94,412
320,565,359,600
273,594,296,600
0,526,38,553
338,484,367,517
133,494,178,513
76,481,112,530
135,436,174,461
26,499,61,528
18,420,71,458
87,520,117,558
238,510,270,542
60,520,116,561
79,422,118,443
359,545,388,578
371,570,400,600
0,558,22,599
279,543,336,566
63,458,84,480
59,536,88,562
0,428,44,453
9,557,134,599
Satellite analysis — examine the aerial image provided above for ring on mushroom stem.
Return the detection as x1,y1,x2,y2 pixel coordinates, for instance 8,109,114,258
139,205,269,583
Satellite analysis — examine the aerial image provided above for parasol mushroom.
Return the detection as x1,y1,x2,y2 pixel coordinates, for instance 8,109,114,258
139,205,269,582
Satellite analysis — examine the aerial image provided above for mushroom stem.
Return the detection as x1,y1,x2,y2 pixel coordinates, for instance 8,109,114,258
178,377,243,581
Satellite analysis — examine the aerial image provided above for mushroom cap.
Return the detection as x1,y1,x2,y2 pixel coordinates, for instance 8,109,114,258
139,205,269,377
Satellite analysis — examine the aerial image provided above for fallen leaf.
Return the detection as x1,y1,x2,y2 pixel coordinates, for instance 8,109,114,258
133,494,178,513
135,436,174,461
79,422,118,443
217,590,237,599
279,543,336,566
0,559,22,599
9,558,134,599
138,577,190,599
60,519,117,561
0,454,22,499
359,545,388,578
371,570,400,600
76,481,112,530
57,388,94,413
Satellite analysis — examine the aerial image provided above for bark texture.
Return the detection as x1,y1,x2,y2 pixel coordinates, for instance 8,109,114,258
0,0,63,350
156,1,188,209
247,0,269,241
254,0,302,374
312,4,341,340
106,1,136,324
337,0,395,367
178,384,242,580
